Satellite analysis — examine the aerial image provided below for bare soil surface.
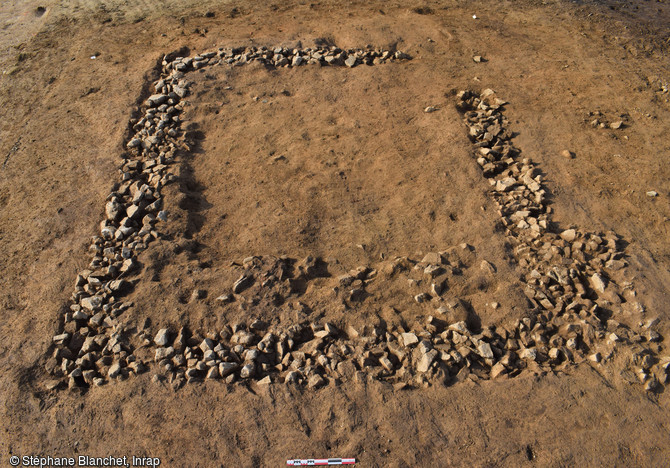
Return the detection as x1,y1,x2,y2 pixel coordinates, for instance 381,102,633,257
1,1,670,466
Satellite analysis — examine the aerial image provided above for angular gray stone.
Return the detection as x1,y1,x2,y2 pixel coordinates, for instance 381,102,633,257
519,348,537,361
560,229,577,242
105,200,120,220
240,363,255,379
219,362,239,377
154,346,175,361
480,260,496,274
146,94,168,107
417,349,438,373
401,332,419,347
308,374,327,389
285,370,301,383
108,362,122,378
344,56,357,68
154,328,170,346
590,273,606,294
422,252,443,264
380,356,394,372
80,296,103,311
477,342,494,360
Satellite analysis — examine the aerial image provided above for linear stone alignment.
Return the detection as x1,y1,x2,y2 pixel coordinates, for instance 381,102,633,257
455,89,667,391
45,46,668,392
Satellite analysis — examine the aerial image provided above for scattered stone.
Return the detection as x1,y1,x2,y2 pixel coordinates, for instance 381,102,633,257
646,191,658,198
80,296,102,311
380,356,394,372
560,229,577,242
480,260,496,274
477,342,494,359
308,374,326,389
48,53,664,394
490,362,506,379
590,273,607,294
219,362,239,377
240,363,255,379
560,149,575,159
519,348,537,361
401,333,419,347
108,362,122,378
154,328,170,347
422,252,442,264
258,375,272,385
417,349,438,373
233,274,253,293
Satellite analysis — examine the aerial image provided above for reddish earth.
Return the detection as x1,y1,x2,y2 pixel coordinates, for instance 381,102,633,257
1,1,669,466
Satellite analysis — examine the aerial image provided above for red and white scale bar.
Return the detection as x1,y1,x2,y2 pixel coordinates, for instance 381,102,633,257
287,458,356,466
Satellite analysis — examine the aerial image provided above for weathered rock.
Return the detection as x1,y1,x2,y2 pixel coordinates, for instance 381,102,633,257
80,296,103,311
477,342,494,359
154,328,170,346
155,347,175,361
308,374,326,389
590,273,607,294
108,362,122,378
422,252,442,265
105,200,121,220
417,349,438,373
233,274,253,293
285,371,301,383
519,348,537,361
480,260,496,274
490,362,507,379
146,94,168,107
401,333,419,347
240,363,255,379
219,362,239,377
380,356,394,372
109,279,130,293
560,229,577,242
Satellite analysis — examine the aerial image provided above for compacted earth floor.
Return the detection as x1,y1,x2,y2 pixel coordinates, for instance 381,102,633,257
1,0,669,466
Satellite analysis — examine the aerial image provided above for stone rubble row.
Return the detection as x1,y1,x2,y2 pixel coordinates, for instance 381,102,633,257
46,49,668,393
165,45,411,71
455,89,667,391
46,45,410,389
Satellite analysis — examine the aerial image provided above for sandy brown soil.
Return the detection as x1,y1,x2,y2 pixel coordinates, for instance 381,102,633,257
1,0,670,466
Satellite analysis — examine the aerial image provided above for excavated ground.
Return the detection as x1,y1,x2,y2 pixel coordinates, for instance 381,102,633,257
1,0,670,466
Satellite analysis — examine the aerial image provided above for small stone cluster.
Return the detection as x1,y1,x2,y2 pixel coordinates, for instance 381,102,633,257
45,49,668,393
585,110,626,130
